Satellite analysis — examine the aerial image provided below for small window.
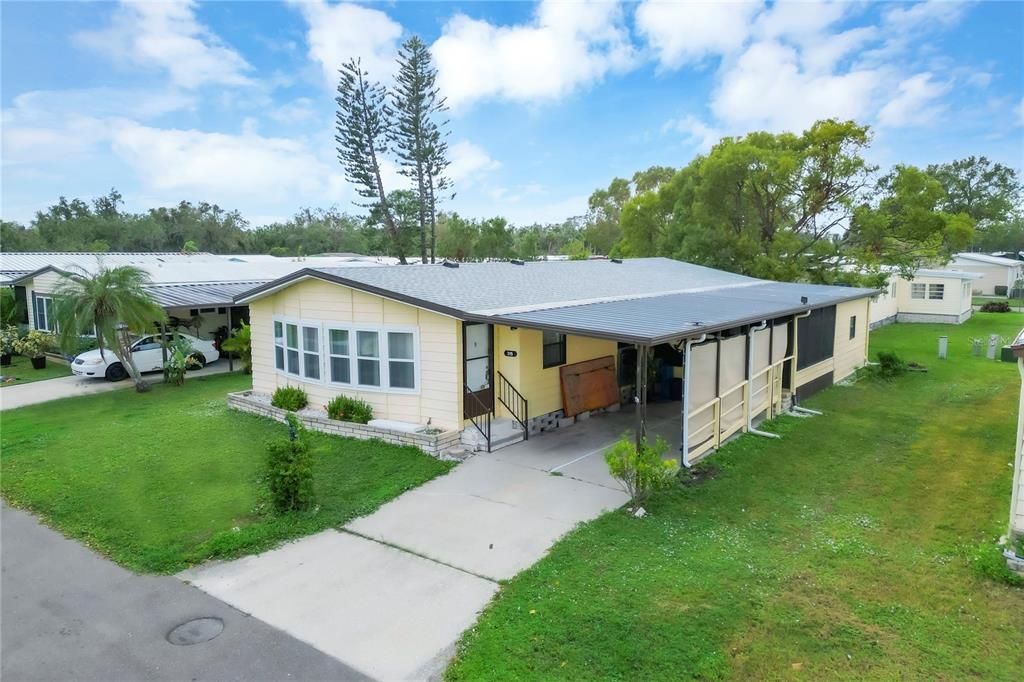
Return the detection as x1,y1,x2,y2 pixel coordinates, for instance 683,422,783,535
890,281,896,298
285,323,300,376
328,329,351,384
910,283,926,299
301,325,320,380
542,331,566,369
928,283,944,300
388,332,415,389
273,321,285,371
189,308,198,316
35,296,56,332
849,315,857,340
356,331,380,387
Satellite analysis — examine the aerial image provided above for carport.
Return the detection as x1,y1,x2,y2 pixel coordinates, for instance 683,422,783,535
489,280,876,467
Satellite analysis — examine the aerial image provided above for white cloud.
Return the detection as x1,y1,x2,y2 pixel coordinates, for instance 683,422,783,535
448,140,501,184
966,71,992,88
712,41,881,132
108,122,343,202
883,0,970,32
269,97,319,124
432,0,635,109
662,115,722,152
289,0,403,85
75,0,252,89
877,72,952,127
1017,99,1024,127
636,1,762,69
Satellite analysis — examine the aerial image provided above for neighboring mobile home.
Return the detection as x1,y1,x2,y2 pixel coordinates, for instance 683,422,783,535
235,258,877,463
870,269,980,328
2,252,394,342
948,253,1024,296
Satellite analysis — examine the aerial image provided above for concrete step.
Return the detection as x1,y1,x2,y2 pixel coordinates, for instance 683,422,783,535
460,417,525,452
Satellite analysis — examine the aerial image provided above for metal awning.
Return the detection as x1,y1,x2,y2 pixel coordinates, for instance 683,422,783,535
146,281,270,308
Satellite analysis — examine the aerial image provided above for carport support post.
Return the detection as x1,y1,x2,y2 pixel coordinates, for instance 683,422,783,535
635,344,648,450
159,322,169,381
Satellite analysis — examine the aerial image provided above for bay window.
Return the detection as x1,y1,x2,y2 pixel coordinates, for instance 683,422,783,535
272,318,419,392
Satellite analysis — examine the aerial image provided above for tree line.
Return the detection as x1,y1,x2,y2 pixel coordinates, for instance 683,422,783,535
3,114,1020,286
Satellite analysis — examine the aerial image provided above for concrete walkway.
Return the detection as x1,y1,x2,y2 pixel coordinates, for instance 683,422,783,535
180,415,639,680
0,360,235,411
1,504,367,682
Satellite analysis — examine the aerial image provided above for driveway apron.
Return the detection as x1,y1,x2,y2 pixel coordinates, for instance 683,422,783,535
181,433,630,680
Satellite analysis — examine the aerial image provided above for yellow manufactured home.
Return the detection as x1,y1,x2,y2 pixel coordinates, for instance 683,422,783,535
236,258,876,462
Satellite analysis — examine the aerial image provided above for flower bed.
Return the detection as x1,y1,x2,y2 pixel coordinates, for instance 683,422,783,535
227,390,462,459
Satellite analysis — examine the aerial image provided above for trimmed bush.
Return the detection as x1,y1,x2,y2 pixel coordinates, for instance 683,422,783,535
980,301,1011,312
326,394,374,424
265,414,314,513
271,386,308,411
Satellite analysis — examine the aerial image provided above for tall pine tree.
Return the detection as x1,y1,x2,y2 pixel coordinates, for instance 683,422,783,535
335,58,408,264
391,36,450,263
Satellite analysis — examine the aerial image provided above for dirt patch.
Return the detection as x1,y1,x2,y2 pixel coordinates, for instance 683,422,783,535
678,463,721,487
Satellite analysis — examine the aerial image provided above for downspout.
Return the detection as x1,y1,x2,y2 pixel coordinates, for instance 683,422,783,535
679,333,707,468
746,321,781,439
789,309,813,412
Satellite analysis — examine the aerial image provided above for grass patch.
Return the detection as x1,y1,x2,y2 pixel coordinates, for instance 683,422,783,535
0,373,452,573
447,313,1024,680
0,355,71,386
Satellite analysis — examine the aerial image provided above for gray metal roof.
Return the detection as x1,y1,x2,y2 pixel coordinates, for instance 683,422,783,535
146,281,271,308
240,258,762,315
492,281,876,344
236,257,877,344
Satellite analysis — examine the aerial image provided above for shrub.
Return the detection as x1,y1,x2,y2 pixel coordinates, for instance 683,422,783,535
265,414,315,513
980,301,1011,312
604,435,679,506
326,394,374,424
163,335,199,386
874,350,907,379
14,330,52,358
0,325,19,356
221,322,252,373
271,385,308,411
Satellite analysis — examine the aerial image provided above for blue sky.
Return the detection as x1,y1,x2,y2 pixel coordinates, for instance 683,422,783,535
2,0,1022,228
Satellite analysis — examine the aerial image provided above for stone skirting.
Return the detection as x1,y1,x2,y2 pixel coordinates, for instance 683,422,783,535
227,391,462,459
869,314,896,330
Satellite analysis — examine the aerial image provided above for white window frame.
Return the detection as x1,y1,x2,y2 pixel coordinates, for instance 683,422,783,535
927,283,945,300
35,295,56,332
910,283,926,299
300,323,322,381
273,318,420,394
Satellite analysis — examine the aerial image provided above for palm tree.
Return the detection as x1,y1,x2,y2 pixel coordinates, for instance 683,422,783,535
52,264,167,392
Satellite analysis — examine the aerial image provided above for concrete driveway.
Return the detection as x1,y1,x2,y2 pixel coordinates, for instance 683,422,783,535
0,360,234,410
181,427,631,680
1,504,367,682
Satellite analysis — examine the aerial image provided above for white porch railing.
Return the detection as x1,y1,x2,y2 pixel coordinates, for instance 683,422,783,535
686,355,792,463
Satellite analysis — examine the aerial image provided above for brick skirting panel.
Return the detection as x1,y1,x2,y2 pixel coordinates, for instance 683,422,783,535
227,391,462,459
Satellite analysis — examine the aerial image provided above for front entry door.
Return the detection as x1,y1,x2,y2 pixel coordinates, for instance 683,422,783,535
463,322,493,419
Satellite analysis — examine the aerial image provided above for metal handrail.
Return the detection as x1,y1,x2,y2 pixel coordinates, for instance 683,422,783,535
464,386,492,452
495,371,529,440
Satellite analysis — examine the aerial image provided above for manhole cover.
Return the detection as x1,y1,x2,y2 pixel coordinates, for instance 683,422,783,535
167,617,224,646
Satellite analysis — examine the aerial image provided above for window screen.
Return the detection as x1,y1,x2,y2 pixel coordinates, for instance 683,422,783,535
542,331,566,369
796,306,836,370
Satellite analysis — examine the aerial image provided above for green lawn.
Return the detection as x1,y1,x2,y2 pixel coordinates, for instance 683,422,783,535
0,355,71,386
0,373,452,573
448,312,1024,681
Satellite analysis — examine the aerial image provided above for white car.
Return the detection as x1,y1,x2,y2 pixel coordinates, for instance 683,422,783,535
71,332,220,381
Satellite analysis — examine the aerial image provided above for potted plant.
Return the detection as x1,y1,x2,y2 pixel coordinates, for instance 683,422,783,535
15,330,53,369
0,325,18,367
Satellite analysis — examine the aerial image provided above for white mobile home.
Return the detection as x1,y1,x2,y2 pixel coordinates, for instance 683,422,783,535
870,269,980,328
948,253,1023,296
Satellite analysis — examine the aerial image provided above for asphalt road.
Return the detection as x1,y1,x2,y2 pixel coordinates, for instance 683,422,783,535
1,504,369,682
